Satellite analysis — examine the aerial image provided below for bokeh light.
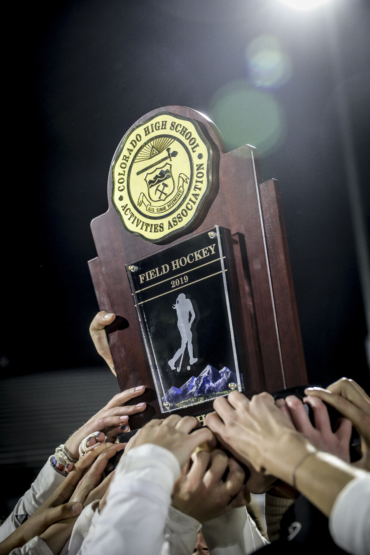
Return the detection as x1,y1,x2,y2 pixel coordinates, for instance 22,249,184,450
209,80,285,156
279,0,330,10
245,35,292,89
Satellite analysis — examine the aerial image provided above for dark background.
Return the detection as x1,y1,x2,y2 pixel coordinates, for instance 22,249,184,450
2,0,370,387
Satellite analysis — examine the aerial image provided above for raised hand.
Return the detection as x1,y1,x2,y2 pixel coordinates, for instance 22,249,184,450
89,311,116,375
0,503,81,555
305,378,370,470
71,443,125,506
64,386,147,460
206,390,367,520
132,415,215,469
206,391,309,485
172,449,247,523
277,395,352,462
0,444,109,555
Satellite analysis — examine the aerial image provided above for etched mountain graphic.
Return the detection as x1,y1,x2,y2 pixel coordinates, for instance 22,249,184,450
212,366,235,393
187,365,221,397
162,365,237,407
162,386,183,405
179,375,196,397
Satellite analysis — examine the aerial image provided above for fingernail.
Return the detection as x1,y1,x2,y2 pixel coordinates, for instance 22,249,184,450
136,402,146,408
66,463,74,471
72,503,82,516
121,424,130,431
135,386,144,391
120,415,128,420
104,313,114,319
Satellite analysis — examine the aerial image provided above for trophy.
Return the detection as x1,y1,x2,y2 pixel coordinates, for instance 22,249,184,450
88,106,307,429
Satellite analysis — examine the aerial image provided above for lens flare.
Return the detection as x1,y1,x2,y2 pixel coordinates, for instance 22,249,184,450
246,35,292,89
279,0,330,10
209,80,285,156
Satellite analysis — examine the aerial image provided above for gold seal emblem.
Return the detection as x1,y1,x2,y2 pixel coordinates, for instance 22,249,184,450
112,113,212,242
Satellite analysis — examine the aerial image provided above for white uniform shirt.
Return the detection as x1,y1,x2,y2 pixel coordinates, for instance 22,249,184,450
5,445,268,555
329,474,370,555
0,459,65,542
77,443,268,555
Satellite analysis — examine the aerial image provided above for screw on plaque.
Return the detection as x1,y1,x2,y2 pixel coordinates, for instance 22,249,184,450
208,231,217,239
228,383,237,390
163,402,170,408
128,265,138,272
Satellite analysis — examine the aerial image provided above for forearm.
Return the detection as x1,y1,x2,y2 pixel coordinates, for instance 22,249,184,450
85,481,170,555
80,445,180,555
263,432,366,518
4,536,53,555
0,460,65,542
40,519,76,555
294,451,365,517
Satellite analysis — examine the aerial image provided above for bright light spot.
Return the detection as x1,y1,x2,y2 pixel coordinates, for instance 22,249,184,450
279,0,330,10
209,80,285,156
245,35,292,89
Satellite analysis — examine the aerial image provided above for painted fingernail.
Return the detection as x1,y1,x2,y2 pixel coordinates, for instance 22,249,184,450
135,386,144,391
104,313,114,319
120,415,129,420
121,424,130,431
136,402,146,408
66,463,74,471
72,503,82,516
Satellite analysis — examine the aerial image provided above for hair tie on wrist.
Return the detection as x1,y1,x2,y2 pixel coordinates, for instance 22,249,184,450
53,444,78,466
291,450,317,489
78,431,107,458
63,445,78,463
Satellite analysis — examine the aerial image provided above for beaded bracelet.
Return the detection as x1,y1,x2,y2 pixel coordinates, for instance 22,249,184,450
55,444,78,464
50,454,69,476
50,444,78,476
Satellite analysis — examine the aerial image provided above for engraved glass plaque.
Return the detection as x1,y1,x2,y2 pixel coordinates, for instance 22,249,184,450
126,226,243,413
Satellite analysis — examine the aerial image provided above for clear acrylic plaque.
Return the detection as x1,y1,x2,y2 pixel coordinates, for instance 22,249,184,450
126,226,243,413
